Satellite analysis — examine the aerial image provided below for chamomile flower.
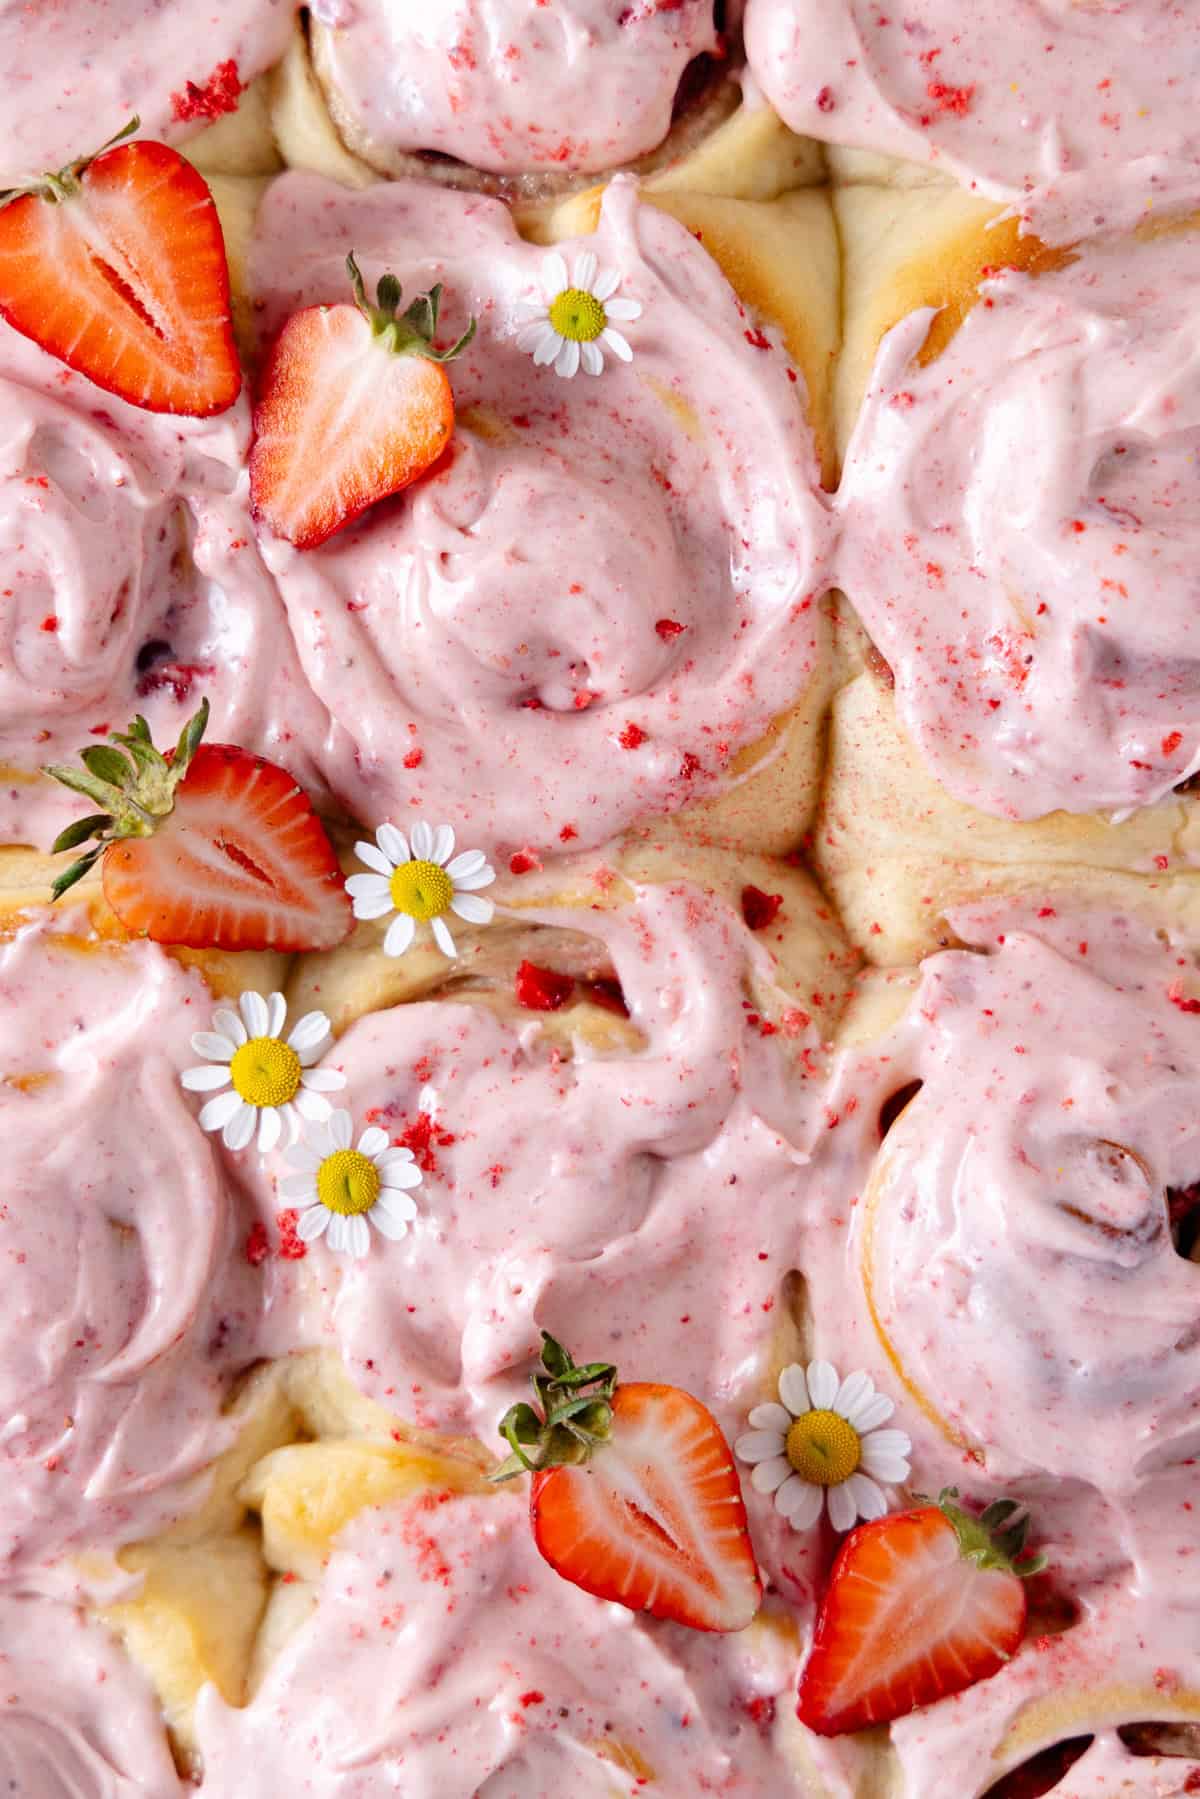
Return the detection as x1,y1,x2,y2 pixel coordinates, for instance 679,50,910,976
347,820,496,960
516,251,642,379
181,991,345,1154
280,1110,423,1259
735,1361,912,1534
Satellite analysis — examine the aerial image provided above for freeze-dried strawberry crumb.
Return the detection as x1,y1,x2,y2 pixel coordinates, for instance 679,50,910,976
655,618,685,641
403,747,424,769
742,885,784,931
276,1210,307,1261
244,1222,269,1267
619,723,647,750
744,327,771,350
925,79,974,116
1168,984,1200,1015
396,1111,457,1175
1163,731,1183,755
172,58,243,122
515,961,575,1011
509,849,541,875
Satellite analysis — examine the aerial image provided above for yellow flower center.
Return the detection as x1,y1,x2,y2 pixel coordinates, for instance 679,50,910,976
390,858,454,920
548,287,607,343
229,1036,302,1109
785,1410,862,1486
316,1149,381,1217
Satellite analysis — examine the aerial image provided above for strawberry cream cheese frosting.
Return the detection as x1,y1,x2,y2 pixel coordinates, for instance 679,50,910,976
835,228,1200,822
0,0,294,182
744,0,1200,241
0,911,260,1579
0,327,327,852
247,173,832,859
308,0,721,175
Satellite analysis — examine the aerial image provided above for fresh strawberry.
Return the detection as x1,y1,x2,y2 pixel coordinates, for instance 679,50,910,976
796,1489,1045,1736
44,700,352,952
249,254,475,549
0,119,240,415
490,1333,762,1633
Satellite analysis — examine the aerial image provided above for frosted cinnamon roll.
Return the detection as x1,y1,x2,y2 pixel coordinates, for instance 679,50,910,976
247,172,837,863
0,325,327,854
744,0,1200,242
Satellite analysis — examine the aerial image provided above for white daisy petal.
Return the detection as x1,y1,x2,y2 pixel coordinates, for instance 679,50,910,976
181,1063,233,1093
280,1104,303,1148
858,1448,912,1486
381,1163,424,1193
346,871,391,900
779,1479,825,1530
299,1065,345,1093
357,1126,389,1157
514,300,547,324
294,1087,334,1123
376,1147,417,1176
532,325,563,367
735,1430,787,1464
347,1214,370,1259
410,820,434,860
542,252,568,298
451,865,496,892
326,1213,348,1254
239,992,269,1038
450,892,494,925
572,250,598,292
849,1392,895,1434
605,297,642,321
199,1088,243,1132
376,823,410,865
430,824,455,866
777,1364,810,1417
579,340,604,376
592,266,620,302
446,849,487,880
285,1140,322,1172
848,1473,888,1521
834,1370,875,1424
431,915,457,958
353,840,393,877
383,913,416,959
516,321,550,353
352,890,395,922
223,1103,258,1153
190,1032,236,1063
212,1008,247,1048
806,1361,839,1411
329,1110,353,1151
297,1204,331,1241
747,1403,792,1433
369,1205,411,1241
827,1479,859,1534
288,1011,332,1055
555,337,581,379
258,1106,283,1154
749,1456,792,1495
599,327,632,362
266,993,287,1040
280,1172,318,1202
374,1190,419,1223
860,1428,911,1462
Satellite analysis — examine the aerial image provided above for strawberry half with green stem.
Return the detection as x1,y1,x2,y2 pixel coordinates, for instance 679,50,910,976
0,118,240,415
44,700,352,951
490,1332,762,1633
249,253,476,550
796,1488,1047,1737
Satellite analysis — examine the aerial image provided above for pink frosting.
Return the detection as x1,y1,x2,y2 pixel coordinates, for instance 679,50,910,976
248,173,832,859
0,1591,182,1796
835,230,1200,822
0,910,259,1578
744,0,1200,241
0,325,327,852
195,1491,804,1796
0,0,294,180
309,0,720,174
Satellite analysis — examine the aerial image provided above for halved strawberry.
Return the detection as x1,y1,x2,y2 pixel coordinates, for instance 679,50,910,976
490,1333,762,1633
249,254,475,550
796,1489,1046,1737
44,701,352,952
0,120,240,415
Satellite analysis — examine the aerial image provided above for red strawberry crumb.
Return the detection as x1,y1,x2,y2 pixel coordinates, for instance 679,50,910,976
244,1222,269,1267
275,1210,307,1260
655,618,685,641
1169,984,1200,1015
559,824,578,842
172,58,243,123
619,723,647,750
396,1111,457,1175
742,885,784,931
1155,855,1169,870
39,615,57,632
744,327,771,350
1163,731,1183,755
509,849,541,875
1038,906,1057,917
816,86,836,112
403,747,424,769
925,79,974,115
519,1691,545,1707
515,961,575,1011
679,751,702,780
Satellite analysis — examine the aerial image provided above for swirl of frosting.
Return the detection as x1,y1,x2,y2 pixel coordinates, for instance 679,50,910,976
0,912,258,1572
308,0,720,175
856,908,1200,1495
835,230,1200,821
249,173,831,855
744,0,1200,242
195,1492,801,1795
0,1592,182,1797
0,328,328,851
0,0,294,180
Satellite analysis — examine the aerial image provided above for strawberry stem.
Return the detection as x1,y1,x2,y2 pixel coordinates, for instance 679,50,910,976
0,116,141,211
344,251,477,365
489,1332,618,1483
934,1488,1048,1578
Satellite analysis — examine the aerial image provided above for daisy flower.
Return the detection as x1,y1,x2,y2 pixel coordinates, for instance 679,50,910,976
516,250,642,379
735,1361,911,1534
347,820,495,960
181,991,345,1154
280,1110,423,1259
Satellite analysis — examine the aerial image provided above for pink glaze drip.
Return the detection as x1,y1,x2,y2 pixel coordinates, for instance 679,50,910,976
836,230,1200,822
0,0,294,180
744,0,1200,242
247,173,832,859
309,0,720,174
